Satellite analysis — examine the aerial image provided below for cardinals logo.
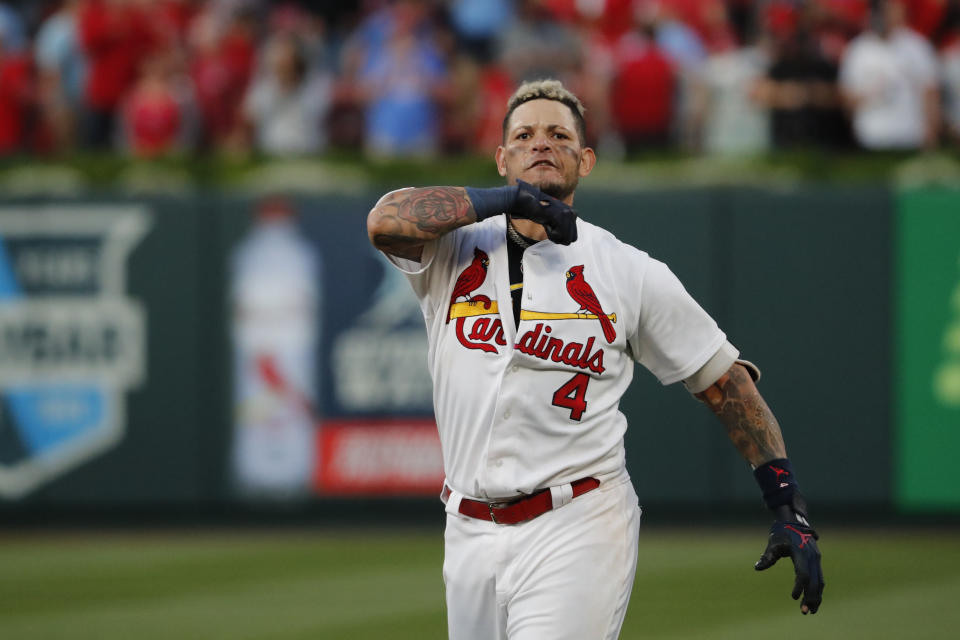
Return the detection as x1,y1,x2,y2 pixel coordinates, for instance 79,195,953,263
565,265,617,343
517,266,617,343
513,265,616,374
447,247,490,323
517,265,617,343
447,247,506,353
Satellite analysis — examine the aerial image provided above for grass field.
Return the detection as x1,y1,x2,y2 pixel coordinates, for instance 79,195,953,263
1,527,958,639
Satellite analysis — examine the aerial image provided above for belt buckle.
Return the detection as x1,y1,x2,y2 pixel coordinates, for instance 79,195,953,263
487,501,508,524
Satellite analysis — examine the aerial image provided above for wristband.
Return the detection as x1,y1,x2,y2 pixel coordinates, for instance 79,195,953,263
753,458,800,511
465,185,518,221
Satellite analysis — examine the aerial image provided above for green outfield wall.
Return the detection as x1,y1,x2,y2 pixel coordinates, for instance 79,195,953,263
0,185,952,518
577,187,892,509
895,189,960,511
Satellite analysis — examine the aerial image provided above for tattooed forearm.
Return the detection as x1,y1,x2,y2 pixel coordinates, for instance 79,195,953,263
367,187,476,258
695,364,787,466
369,233,428,262
389,187,475,234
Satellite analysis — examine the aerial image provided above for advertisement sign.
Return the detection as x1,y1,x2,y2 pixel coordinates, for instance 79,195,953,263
0,206,151,498
896,190,960,510
315,419,443,494
322,253,441,495
228,197,441,499
229,199,321,499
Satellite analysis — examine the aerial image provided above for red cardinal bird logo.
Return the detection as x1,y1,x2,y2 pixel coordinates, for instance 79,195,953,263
565,265,616,343
447,247,490,323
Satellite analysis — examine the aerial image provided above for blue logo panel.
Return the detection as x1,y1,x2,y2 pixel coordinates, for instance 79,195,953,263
5,386,106,456
0,206,151,498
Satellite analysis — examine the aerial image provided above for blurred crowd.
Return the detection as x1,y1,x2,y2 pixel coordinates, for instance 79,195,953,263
1,0,959,159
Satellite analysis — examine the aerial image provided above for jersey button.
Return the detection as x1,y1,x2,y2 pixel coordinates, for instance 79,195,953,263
511,365,519,373
496,460,503,467
503,409,511,419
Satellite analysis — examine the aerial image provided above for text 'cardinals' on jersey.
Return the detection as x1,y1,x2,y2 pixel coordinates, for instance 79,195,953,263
384,216,727,499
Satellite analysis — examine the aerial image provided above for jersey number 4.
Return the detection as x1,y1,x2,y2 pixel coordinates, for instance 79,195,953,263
552,373,590,421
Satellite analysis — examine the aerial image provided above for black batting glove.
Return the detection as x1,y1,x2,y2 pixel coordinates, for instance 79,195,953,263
752,458,825,615
511,180,578,245
755,518,824,615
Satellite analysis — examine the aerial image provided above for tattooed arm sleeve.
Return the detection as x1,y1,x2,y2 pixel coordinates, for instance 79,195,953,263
695,363,787,466
367,187,477,261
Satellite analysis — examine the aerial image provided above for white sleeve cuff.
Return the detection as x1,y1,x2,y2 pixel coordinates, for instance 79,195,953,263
682,341,763,393
736,358,761,383
682,340,738,393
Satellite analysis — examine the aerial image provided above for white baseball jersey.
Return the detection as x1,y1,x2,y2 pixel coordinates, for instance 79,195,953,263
386,215,730,500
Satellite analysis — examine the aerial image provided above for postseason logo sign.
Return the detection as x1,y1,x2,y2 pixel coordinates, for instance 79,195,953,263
0,206,150,499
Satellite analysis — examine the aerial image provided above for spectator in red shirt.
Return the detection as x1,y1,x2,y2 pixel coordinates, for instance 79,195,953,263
154,0,199,45
906,0,949,40
0,37,34,155
610,22,676,151
189,8,255,150
119,51,193,157
78,0,159,148
468,64,514,153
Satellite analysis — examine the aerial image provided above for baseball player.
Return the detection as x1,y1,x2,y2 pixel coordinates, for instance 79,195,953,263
366,79,824,639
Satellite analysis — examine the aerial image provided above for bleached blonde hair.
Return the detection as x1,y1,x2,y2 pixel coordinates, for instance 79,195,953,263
502,79,587,144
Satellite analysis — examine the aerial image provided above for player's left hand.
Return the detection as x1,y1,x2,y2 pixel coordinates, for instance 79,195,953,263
512,180,578,245
755,520,824,614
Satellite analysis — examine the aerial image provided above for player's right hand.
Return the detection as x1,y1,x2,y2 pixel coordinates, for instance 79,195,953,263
755,520,824,614
512,180,578,245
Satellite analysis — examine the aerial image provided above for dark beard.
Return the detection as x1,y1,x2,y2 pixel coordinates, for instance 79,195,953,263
537,177,577,201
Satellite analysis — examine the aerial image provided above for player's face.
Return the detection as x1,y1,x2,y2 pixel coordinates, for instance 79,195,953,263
496,99,596,204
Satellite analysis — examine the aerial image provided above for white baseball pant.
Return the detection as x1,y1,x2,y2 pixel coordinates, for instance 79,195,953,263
442,477,641,640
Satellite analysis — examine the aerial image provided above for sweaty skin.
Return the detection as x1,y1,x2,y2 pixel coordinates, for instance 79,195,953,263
695,363,788,466
495,99,595,240
367,99,596,260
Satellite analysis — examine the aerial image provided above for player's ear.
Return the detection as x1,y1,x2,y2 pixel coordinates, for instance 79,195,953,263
578,147,596,177
495,146,507,177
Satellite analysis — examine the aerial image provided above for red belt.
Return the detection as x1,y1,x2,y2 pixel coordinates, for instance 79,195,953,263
446,477,600,525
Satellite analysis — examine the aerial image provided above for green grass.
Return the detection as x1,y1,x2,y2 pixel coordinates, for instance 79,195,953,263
1,528,957,639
